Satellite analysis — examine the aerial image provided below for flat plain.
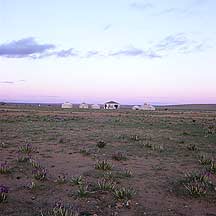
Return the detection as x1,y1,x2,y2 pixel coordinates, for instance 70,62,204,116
0,104,216,216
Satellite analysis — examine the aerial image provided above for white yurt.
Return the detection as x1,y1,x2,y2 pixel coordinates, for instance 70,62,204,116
61,102,73,109
91,104,100,109
104,101,120,110
132,105,140,110
140,103,156,111
79,102,89,109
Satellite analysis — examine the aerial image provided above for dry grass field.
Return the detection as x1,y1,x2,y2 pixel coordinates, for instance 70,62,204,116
0,104,216,216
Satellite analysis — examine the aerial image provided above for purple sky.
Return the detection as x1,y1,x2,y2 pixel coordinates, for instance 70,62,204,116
0,0,216,105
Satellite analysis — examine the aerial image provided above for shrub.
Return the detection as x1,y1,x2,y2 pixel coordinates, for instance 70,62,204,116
96,140,106,148
187,144,198,151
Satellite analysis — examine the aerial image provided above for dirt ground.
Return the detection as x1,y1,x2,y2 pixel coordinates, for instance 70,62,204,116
0,104,216,216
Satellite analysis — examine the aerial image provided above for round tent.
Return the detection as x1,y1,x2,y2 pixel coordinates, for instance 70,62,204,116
79,103,89,109
91,104,100,109
140,103,156,111
104,101,120,110
132,105,140,110
61,102,73,109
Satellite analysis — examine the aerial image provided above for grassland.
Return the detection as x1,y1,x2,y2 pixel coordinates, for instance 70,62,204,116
0,104,216,216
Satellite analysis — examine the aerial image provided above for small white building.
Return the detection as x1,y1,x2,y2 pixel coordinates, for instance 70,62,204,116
104,101,120,110
91,104,100,109
61,102,73,109
132,105,140,110
140,103,156,111
79,102,89,109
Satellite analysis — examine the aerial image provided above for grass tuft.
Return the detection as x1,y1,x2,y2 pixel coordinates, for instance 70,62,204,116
19,143,36,154
0,162,10,174
95,160,112,171
97,179,116,191
0,185,9,203
70,176,83,186
113,187,136,201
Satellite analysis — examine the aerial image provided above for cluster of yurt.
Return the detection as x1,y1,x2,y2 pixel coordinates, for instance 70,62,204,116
132,103,156,111
61,101,155,111
61,102,101,110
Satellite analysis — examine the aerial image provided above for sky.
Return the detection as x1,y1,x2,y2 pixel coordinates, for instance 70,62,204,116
0,0,216,105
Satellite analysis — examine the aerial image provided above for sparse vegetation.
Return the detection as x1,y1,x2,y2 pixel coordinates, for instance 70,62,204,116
70,176,83,185
29,158,41,169
187,144,198,151
179,171,214,198
33,168,47,181
0,162,10,174
121,169,133,178
198,154,213,165
19,143,36,154
55,174,67,184
183,181,207,197
96,140,106,148
1,104,216,215
95,160,113,171
0,185,8,203
130,134,140,141
77,185,89,198
184,171,210,185
143,142,164,152
0,142,7,148
28,181,37,190
112,151,127,161
207,162,216,174
113,187,136,200
102,171,114,180
79,148,91,156
41,203,79,216
17,154,30,163
97,179,116,191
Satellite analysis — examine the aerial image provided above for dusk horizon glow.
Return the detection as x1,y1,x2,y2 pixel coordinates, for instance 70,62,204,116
1,0,216,105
